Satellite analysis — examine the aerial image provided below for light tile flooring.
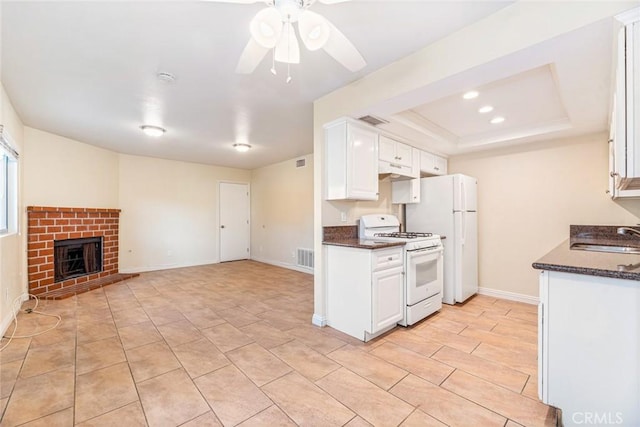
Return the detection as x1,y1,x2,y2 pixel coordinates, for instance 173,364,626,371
0,261,556,426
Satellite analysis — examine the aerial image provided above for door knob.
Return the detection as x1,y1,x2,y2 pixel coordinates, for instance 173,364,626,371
221,225,225,229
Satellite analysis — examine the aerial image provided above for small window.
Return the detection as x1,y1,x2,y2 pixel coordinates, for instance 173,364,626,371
0,126,18,236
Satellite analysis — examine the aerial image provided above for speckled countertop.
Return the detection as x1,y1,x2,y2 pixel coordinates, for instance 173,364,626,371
322,225,405,250
532,225,640,281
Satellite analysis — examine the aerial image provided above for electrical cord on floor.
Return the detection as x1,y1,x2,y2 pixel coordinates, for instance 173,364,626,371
0,293,62,352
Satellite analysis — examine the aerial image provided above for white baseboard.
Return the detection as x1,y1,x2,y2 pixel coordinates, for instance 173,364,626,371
1,294,28,337
478,286,538,305
250,256,314,275
312,313,326,327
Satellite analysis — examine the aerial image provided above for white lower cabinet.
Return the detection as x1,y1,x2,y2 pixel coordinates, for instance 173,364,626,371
538,270,639,426
326,245,404,341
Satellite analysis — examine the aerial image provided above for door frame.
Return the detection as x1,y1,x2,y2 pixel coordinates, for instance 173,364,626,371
218,180,251,262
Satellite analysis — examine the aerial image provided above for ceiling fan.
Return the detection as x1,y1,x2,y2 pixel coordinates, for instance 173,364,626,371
207,0,366,82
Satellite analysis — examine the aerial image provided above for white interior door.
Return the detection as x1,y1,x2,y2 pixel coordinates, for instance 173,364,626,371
219,182,250,262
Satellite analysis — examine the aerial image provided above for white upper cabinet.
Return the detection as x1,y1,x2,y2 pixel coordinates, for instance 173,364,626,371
379,135,413,168
609,8,640,198
420,151,448,177
324,119,379,201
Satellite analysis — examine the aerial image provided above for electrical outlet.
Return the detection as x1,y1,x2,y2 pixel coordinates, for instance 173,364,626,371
167,250,172,256
341,211,347,222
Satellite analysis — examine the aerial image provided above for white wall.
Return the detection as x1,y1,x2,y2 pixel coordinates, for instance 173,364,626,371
0,83,26,335
449,133,640,298
250,154,313,272
118,154,250,273
23,127,119,208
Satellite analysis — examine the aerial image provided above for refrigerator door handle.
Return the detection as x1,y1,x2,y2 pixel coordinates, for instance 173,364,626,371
461,180,466,212
461,210,466,245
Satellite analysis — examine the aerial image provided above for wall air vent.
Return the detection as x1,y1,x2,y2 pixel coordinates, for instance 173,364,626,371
296,158,306,168
358,115,389,127
297,248,314,269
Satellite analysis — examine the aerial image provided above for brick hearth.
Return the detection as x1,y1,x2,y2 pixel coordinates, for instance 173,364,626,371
27,206,135,298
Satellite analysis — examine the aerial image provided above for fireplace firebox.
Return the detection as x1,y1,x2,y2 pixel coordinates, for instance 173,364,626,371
54,237,103,282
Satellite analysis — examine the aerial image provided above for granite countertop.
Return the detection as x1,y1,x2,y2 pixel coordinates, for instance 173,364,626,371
322,237,406,250
532,225,640,281
322,224,406,250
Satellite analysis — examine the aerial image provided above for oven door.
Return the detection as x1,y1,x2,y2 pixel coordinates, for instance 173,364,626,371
405,247,443,306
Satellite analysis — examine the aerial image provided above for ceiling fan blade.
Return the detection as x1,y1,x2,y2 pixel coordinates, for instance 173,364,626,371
235,38,270,74
322,20,366,72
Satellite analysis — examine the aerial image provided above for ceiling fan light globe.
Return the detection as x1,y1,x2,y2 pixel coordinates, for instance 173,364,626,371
274,22,300,64
250,8,282,48
298,10,330,51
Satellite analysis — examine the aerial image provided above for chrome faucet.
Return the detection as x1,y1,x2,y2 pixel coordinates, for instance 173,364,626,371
617,227,640,237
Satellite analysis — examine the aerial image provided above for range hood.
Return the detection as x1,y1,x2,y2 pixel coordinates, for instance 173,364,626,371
378,161,415,180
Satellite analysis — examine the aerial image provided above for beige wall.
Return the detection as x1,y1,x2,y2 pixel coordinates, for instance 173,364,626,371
322,178,398,226
23,127,119,208
250,154,314,271
118,154,250,273
449,133,640,297
0,84,26,333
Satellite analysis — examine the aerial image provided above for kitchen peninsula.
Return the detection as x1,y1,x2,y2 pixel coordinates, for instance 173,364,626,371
532,225,640,427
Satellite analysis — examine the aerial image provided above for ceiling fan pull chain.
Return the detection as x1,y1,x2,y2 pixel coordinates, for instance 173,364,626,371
286,15,293,83
270,48,277,75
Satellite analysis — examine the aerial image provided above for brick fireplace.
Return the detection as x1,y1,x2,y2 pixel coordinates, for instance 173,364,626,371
27,206,135,298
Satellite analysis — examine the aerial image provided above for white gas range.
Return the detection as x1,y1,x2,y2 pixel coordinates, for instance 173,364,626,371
359,214,444,326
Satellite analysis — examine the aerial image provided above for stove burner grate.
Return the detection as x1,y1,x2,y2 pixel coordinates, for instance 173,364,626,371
374,232,433,239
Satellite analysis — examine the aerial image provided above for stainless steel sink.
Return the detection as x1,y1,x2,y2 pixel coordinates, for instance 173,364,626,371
570,243,640,254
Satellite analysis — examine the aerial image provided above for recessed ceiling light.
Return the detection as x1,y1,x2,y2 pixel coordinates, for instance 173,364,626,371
233,143,252,152
462,91,479,100
478,105,494,113
490,116,505,124
140,125,166,137
156,71,176,83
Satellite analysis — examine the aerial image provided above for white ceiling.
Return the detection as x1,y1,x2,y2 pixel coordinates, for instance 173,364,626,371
0,0,514,169
2,2,623,168
364,16,618,156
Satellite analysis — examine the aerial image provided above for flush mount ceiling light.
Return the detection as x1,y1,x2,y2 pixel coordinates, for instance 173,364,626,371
478,105,494,113
233,143,252,152
462,91,479,100
490,116,505,124
140,125,166,137
207,0,366,83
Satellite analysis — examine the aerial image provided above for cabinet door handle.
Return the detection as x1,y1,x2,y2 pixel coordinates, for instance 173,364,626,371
387,257,393,261
390,164,402,169
434,167,439,171
610,172,619,178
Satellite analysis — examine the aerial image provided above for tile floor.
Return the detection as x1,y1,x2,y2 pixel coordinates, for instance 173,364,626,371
0,261,556,426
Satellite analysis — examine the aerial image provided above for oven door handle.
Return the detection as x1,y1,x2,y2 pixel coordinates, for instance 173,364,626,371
408,247,443,255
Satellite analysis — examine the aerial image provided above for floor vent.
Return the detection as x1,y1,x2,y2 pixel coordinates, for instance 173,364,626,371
296,158,306,168
296,248,314,269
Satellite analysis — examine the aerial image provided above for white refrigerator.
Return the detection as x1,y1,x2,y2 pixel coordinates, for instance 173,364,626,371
406,174,478,305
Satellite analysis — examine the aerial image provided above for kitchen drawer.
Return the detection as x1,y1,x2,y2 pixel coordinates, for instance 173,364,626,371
372,248,403,271
406,293,442,325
